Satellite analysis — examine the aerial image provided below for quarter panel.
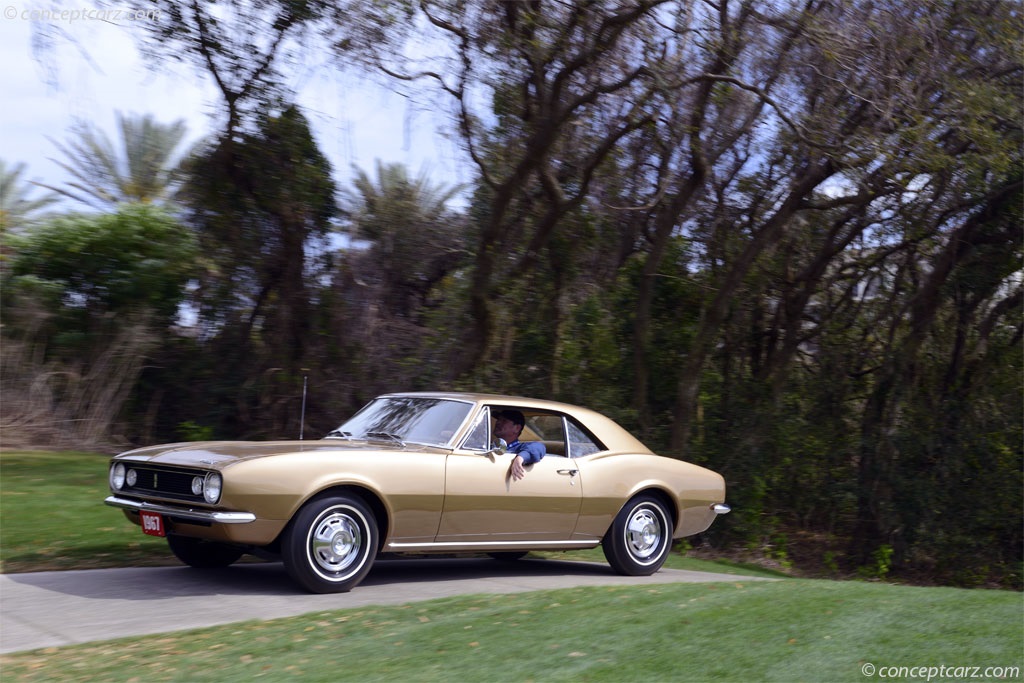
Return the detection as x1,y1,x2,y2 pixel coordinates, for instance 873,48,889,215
574,452,726,539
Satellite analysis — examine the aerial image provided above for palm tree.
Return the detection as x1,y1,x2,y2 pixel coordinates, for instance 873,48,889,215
41,112,193,209
0,159,60,234
348,161,463,242
345,161,467,318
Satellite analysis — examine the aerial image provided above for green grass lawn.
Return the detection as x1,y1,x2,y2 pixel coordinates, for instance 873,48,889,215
1,451,1021,683
1,579,1021,682
0,451,175,572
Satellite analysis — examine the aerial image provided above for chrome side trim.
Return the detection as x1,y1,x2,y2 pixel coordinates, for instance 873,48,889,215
712,504,731,515
104,495,256,524
386,539,599,551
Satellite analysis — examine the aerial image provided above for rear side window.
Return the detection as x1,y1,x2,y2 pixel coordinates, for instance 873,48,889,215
566,418,603,458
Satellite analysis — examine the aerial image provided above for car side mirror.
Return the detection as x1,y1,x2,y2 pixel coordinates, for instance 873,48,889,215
487,438,507,456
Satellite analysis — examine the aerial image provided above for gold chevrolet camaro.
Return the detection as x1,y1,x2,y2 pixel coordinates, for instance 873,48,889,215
105,392,730,593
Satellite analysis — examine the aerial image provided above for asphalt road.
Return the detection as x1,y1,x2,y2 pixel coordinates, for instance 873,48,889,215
0,557,767,654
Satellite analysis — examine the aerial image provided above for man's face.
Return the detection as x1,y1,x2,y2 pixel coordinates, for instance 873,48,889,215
494,416,521,443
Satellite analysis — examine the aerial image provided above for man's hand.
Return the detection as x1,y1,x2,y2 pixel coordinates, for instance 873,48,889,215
509,454,526,481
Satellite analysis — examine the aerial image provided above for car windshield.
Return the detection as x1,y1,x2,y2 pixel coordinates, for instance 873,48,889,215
327,397,474,448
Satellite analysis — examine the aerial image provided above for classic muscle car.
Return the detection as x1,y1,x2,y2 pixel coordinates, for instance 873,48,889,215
105,392,730,593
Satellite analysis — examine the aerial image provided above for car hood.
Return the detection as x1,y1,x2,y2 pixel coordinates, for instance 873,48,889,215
112,440,441,469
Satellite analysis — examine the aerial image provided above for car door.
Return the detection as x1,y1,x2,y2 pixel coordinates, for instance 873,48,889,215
435,407,583,543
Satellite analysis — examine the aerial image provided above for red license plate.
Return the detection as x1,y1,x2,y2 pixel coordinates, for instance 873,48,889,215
140,511,165,537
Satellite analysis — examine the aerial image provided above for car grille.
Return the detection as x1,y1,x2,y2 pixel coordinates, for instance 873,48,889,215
122,464,206,503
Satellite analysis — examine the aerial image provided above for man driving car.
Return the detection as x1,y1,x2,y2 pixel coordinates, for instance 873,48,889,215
494,409,546,481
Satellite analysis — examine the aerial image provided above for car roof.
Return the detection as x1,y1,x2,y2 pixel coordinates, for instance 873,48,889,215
379,392,653,455
382,390,567,405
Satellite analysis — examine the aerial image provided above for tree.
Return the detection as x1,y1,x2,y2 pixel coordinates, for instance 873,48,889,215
4,203,198,333
42,112,192,209
126,3,362,438
669,0,1023,581
182,104,337,354
345,161,467,319
0,160,60,234
640,0,1022,454
134,0,342,142
168,104,338,438
354,0,669,380
1,204,198,448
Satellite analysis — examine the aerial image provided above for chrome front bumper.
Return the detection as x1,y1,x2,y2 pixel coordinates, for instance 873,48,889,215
712,504,731,515
104,496,256,524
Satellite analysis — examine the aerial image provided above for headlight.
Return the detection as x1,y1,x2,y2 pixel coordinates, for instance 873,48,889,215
203,472,222,504
110,463,126,490
191,476,205,496
126,469,137,487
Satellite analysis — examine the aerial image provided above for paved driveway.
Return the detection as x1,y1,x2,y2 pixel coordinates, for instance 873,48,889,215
1,558,767,654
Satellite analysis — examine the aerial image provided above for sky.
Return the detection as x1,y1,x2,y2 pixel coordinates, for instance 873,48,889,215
0,4,468,211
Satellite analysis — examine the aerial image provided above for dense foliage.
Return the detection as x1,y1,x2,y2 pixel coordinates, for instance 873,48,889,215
2,0,1020,587
1,204,197,446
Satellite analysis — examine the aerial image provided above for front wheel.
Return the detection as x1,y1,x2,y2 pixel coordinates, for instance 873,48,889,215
602,495,672,576
166,534,245,568
282,494,378,593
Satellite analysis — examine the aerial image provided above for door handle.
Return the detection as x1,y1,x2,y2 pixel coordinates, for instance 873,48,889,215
556,469,579,476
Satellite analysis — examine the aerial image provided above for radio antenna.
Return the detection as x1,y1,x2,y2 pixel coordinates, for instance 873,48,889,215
299,375,308,440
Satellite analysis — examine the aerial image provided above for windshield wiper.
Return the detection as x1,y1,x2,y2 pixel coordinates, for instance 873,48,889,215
324,429,353,439
365,431,405,446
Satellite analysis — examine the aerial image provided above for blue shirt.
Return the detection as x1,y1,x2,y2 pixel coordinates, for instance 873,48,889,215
507,440,546,465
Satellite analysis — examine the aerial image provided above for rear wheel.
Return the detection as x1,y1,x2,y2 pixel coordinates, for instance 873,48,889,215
282,494,378,593
602,495,672,576
166,535,245,569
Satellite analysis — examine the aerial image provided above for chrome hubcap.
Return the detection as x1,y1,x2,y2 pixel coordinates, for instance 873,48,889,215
626,507,662,560
310,510,362,574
